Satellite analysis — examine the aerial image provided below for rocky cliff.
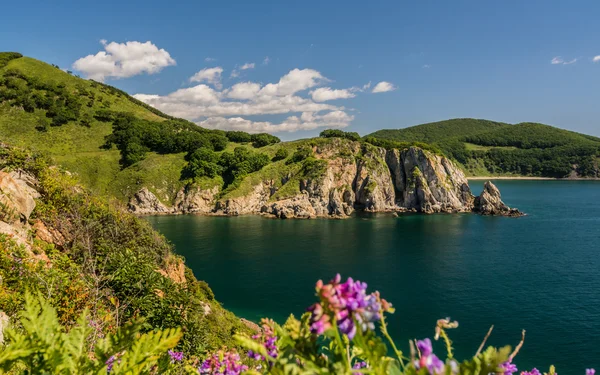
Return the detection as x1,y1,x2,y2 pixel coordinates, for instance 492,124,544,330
127,140,522,218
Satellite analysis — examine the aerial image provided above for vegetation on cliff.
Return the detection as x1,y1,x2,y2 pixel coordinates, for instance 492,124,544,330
368,119,600,178
0,145,249,363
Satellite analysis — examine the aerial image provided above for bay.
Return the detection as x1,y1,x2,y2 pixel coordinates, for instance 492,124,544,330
146,181,600,372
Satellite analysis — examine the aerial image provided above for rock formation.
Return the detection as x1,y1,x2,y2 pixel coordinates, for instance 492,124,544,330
126,141,523,218
474,181,524,217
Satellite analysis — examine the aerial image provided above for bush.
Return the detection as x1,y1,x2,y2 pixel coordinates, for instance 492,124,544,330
226,131,253,143
272,148,289,162
251,133,281,148
182,148,222,179
286,146,313,164
320,129,361,141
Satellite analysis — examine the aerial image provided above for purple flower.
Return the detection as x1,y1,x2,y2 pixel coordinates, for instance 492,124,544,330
308,274,385,339
105,356,116,373
415,339,444,375
248,319,278,362
587,370,596,375
501,361,518,375
168,349,184,362
199,349,248,375
521,369,541,375
353,361,368,374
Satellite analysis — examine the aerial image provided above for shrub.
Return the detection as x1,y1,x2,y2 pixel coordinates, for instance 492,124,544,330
272,148,289,162
286,146,313,164
251,133,281,148
320,129,361,141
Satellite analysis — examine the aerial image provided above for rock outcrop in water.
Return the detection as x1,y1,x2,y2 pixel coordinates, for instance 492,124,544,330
473,181,524,217
127,140,523,218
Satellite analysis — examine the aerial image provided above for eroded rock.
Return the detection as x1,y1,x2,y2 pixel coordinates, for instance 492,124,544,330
474,181,524,217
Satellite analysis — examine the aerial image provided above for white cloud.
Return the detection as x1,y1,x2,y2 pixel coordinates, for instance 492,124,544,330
422,64,431,69
225,82,262,100
197,110,354,133
205,57,216,62
72,40,176,82
189,67,224,89
551,56,577,65
310,87,356,102
593,56,600,63
135,67,357,133
371,81,397,93
263,56,270,65
362,81,371,90
259,68,328,96
240,62,255,70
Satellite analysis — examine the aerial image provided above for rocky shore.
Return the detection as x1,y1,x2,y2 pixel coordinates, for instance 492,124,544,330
128,141,523,218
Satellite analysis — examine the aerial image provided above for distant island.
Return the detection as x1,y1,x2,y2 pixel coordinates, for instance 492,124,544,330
4,52,595,217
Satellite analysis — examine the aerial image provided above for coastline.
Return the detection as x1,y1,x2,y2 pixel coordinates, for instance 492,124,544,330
467,176,557,180
468,176,600,181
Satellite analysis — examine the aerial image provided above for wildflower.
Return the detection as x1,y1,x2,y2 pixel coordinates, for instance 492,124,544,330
353,361,368,374
168,349,184,363
500,361,518,375
307,274,382,339
521,369,541,375
587,370,596,375
415,338,444,375
199,349,248,375
105,356,116,374
248,319,278,363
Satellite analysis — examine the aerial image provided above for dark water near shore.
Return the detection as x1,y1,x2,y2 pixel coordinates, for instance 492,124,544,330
146,181,600,373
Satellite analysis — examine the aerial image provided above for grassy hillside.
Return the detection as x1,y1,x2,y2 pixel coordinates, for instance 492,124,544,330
0,52,282,205
367,119,600,178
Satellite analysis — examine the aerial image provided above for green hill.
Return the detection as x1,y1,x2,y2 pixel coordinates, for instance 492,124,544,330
368,118,509,143
0,52,282,205
367,119,600,178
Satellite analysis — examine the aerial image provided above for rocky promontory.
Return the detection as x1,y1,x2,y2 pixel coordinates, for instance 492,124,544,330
127,140,523,218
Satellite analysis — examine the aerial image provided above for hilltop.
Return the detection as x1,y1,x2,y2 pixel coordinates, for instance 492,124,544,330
367,119,600,178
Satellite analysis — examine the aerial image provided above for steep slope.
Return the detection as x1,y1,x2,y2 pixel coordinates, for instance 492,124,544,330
0,144,250,354
367,119,600,178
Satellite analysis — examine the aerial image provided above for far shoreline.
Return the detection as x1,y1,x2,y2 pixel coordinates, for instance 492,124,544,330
467,176,600,181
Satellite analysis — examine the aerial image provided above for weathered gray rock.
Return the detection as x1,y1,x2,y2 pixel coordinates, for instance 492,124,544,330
128,188,170,214
474,181,524,217
125,141,520,218
386,147,474,213
0,311,8,344
0,171,36,223
174,184,219,214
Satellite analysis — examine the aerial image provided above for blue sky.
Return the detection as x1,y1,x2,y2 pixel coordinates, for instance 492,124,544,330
2,0,600,139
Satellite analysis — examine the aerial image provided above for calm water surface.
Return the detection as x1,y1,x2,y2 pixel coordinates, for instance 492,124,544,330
146,181,600,372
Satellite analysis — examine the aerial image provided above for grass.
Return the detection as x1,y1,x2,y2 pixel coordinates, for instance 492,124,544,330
464,143,517,151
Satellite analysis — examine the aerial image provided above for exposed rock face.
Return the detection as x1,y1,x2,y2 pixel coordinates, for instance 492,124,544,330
474,181,524,217
386,147,474,213
125,141,521,218
0,171,36,223
128,187,170,214
173,185,219,214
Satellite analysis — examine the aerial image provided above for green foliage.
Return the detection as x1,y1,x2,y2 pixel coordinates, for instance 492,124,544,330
367,118,600,178
0,146,249,357
225,131,253,143
363,137,443,154
320,129,361,141
103,113,228,167
181,148,222,179
0,53,23,70
271,148,289,162
251,133,281,148
0,294,181,374
286,146,313,165
219,147,271,190
367,118,508,143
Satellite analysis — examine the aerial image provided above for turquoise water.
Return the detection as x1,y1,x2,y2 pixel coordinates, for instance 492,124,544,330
146,181,600,372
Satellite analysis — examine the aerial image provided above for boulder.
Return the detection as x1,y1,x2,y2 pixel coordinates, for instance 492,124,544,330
128,188,170,214
0,171,36,224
